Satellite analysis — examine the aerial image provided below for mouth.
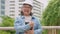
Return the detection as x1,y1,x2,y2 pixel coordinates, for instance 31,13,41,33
25,11,29,13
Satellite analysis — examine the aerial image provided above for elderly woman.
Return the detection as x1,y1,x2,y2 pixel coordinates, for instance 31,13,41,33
14,0,42,34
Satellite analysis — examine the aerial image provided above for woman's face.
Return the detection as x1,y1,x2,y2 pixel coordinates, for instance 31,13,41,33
21,4,32,16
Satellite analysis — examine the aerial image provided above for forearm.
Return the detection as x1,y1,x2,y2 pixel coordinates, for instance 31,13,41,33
14,24,31,32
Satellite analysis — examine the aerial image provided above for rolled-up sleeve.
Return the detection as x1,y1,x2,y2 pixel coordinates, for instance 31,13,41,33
34,18,42,34
14,17,31,32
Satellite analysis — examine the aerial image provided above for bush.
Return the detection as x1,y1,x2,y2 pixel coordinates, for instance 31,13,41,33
0,16,15,34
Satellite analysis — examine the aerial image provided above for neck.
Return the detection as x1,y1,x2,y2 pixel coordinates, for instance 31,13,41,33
24,14,30,16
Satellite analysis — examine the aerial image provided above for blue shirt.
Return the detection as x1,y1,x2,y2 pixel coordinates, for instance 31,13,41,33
14,16,42,34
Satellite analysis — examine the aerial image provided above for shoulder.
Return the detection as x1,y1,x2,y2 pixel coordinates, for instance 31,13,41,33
32,16,41,23
14,16,23,23
15,16,21,20
32,16,40,20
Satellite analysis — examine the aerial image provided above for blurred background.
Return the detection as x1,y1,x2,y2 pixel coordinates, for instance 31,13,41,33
0,0,60,34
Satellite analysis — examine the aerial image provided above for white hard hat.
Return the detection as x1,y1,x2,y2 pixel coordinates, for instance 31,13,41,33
23,0,33,6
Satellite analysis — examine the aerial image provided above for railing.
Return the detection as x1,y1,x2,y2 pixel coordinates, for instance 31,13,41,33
0,26,60,30
0,26,60,34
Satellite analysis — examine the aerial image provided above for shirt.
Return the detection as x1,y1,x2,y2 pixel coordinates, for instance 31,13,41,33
25,16,31,22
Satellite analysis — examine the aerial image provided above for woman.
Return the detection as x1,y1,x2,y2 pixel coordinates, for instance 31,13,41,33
14,0,42,34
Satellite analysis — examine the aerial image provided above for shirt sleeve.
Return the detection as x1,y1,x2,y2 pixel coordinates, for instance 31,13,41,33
34,18,42,34
14,17,31,32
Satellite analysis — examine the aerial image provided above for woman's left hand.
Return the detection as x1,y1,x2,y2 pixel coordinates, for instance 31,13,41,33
29,30,34,34
24,30,34,34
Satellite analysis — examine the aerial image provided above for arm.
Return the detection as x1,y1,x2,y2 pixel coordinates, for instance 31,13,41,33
34,19,42,34
14,17,31,32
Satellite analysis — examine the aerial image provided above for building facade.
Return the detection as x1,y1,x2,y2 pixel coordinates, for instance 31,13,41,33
0,0,5,16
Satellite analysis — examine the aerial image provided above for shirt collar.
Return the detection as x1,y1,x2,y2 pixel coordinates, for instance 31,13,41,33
21,16,35,19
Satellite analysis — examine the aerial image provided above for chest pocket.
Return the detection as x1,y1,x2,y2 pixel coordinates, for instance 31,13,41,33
16,18,23,26
19,19,25,26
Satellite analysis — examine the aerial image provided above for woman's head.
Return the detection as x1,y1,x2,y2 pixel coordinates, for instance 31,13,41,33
21,3,33,16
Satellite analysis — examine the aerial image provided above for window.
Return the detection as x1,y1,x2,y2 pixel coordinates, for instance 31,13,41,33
10,4,15,6
33,12,41,15
33,7,40,10
33,8,40,11
10,1,15,3
19,3,23,5
1,0,5,4
19,7,21,8
19,0,25,2
10,11,15,12
1,10,5,15
33,6,41,9
18,14,21,15
1,5,5,9
34,0,42,4
10,14,15,16
10,7,15,9
33,3,41,7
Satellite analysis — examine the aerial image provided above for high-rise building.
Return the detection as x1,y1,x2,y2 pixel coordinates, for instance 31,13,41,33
5,0,16,18
5,0,43,19
0,0,5,16
33,0,43,19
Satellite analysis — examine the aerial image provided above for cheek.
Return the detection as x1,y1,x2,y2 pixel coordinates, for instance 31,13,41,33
22,8,26,11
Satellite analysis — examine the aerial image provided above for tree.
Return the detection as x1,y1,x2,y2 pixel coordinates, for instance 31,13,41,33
42,0,60,34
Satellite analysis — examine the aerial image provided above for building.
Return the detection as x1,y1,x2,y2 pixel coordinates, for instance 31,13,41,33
0,0,5,16
5,0,16,18
33,0,43,19
5,0,43,19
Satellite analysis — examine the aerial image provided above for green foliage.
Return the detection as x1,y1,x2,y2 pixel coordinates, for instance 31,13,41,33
42,0,60,26
0,30,10,34
42,0,60,34
0,16,14,27
0,16,15,34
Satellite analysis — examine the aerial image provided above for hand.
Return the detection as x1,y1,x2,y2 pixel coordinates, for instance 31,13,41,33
29,21,34,28
24,30,34,34
29,30,34,34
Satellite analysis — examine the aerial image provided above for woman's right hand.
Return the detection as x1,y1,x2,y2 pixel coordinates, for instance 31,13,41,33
29,21,34,28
